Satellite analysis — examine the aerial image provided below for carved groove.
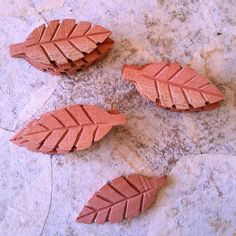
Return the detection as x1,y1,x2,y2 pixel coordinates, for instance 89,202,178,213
81,105,94,123
67,24,78,38
73,127,84,150
64,108,79,125
181,88,191,105
49,22,60,42
166,67,182,81
53,43,70,63
38,26,46,44
96,194,113,204
124,177,140,193
107,183,127,199
39,44,53,64
182,75,197,85
123,201,128,221
51,114,66,127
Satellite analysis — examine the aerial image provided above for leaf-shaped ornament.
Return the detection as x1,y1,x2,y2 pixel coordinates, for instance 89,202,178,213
9,19,114,75
122,62,224,111
76,174,167,224
11,105,126,154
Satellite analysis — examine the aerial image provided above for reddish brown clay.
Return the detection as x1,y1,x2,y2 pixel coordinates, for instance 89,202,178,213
76,174,167,224
11,105,126,154
9,19,114,75
122,62,224,111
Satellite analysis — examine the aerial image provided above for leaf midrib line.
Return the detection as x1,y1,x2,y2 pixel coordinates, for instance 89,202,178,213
21,122,110,137
27,31,111,47
142,74,222,97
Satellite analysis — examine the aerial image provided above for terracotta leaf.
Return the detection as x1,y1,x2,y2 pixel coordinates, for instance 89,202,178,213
11,105,126,154
122,62,224,111
76,174,167,224
9,19,114,75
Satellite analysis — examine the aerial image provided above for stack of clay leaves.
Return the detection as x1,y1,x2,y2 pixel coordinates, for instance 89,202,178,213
77,174,167,224
122,62,224,111
9,19,114,75
11,105,126,154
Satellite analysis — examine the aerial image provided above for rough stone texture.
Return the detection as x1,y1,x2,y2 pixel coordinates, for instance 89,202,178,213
0,15,61,131
0,0,65,16
0,130,51,235
148,154,236,236
0,0,236,235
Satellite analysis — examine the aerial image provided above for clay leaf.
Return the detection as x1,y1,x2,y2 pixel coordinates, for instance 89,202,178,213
9,19,114,75
11,105,126,154
122,62,224,111
76,174,167,224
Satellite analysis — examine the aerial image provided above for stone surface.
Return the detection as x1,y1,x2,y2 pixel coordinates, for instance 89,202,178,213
0,0,65,16
0,15,60,131
148,154,236,236
0,129,51,235
0,0,236,235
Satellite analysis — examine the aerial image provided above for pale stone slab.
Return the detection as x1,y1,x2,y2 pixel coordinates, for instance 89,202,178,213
0,15,60,131
0,0,65,16
40,141,158,236
0,130,51,236
0,0,235,235
148,154,236,236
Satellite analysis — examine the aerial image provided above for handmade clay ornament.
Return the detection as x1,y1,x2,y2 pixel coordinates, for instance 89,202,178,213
122,62,224,111
9,19,114,75
76,174,167,224
11,105,126,154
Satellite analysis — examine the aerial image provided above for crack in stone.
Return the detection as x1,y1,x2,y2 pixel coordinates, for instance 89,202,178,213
40,155,53,236
38,12,49,24
28,0,48,22
201,48,223,80
7,1,63,134
0,127,14,133
28,0,65,20
14,78,62,132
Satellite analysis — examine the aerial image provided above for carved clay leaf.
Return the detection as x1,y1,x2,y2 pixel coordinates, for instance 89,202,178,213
11,105,126,154
76,174,167,224
122,62,224,111
9,19,114,75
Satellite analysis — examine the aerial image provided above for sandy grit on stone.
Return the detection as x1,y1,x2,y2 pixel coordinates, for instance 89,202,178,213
147,154,236,236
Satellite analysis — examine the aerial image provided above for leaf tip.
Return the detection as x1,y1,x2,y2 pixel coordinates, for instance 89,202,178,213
9,42,25,57
10,130,21,142
113,113,127,126
122,64,142,82
76,206,97,224
150,175,167,189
